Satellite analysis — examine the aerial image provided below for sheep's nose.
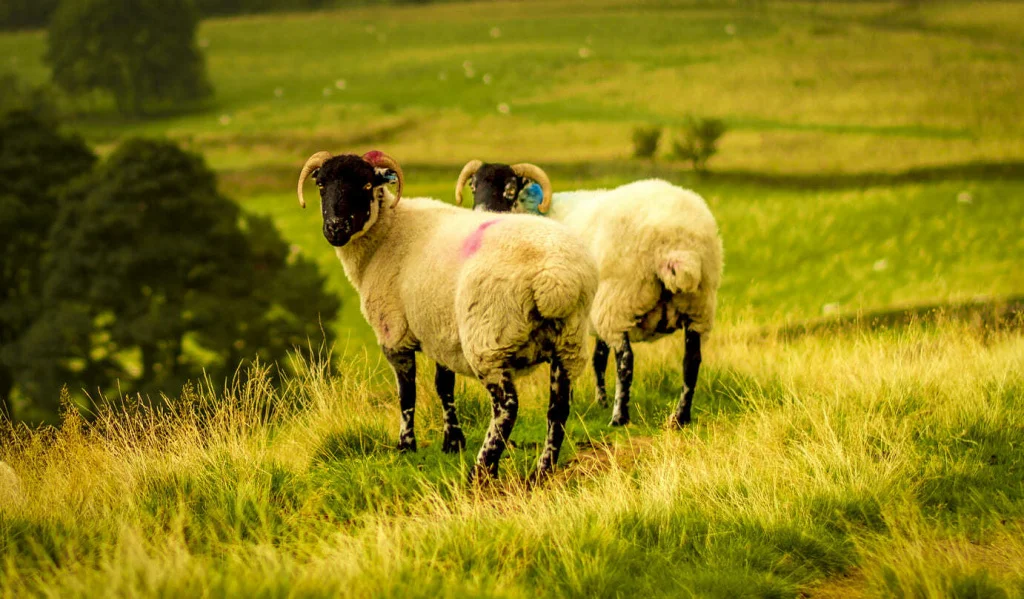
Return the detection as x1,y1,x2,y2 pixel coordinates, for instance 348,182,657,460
324,217,347,235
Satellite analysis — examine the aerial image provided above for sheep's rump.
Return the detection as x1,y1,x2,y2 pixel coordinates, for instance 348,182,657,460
389,201,597,381
557,180,724,343
455,217,598,381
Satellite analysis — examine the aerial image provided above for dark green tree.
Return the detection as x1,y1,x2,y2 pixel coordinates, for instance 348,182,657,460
46,0,212,116
0,110,96,420
12,139,338,414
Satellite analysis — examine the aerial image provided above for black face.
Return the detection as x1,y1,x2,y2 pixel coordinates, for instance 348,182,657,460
470,163,525,213
314,155,389,246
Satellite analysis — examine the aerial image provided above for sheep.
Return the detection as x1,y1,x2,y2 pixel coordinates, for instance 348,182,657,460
456,161,723,428
297,151,598,480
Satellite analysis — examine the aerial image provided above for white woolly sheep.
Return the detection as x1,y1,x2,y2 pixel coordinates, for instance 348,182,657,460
456,162,723,428
297,151,598,480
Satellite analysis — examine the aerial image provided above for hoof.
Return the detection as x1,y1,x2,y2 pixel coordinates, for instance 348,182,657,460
668,414,692,429
397,438,417,452
529,467,553,487
442,428,467,453
468,463,496,485
594,390,608,407
609,414,630,427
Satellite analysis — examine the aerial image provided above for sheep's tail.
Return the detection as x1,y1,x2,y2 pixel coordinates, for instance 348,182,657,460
532,259,597,320
657,249,702,294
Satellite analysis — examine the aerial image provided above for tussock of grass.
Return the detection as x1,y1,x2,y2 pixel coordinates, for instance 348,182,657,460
2,318,1022,597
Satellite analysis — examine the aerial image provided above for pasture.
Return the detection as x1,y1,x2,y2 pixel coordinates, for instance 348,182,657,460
1,0,1023,596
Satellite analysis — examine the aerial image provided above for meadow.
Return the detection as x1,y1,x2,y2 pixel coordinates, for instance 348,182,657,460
2,0,1024,596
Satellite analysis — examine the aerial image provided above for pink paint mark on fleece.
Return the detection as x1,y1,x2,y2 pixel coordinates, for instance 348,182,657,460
363,150,384,165
461,219,500,259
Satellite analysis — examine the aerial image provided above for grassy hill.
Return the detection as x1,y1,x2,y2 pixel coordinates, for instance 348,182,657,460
2,0,1023,596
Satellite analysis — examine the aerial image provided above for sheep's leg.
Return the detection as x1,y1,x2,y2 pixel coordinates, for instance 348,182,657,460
671,329,702,427
609,333,634,426
471,371,519,481
592,339,610,407
384,348,417,452
534,358,571,480
434,364,466,453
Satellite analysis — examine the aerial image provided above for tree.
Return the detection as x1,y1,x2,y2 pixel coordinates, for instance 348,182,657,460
0,110,96,420
46,0,212,116
11,139,339,415
672,117,727,175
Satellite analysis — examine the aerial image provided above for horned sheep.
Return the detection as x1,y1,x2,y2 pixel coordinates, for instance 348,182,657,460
456,162,723,428
297,151,598,480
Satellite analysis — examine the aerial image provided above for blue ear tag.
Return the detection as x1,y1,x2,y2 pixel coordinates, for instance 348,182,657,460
382,170,399,184
518,182,546,215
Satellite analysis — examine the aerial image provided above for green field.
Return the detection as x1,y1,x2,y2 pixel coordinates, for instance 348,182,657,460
2,1,1024,596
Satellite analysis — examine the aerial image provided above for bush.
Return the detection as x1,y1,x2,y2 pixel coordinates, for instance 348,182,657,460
9,139,340,417
672,117,727,174
632,126,662,159
46,0,213,116
0,110,96,419
0,74,64,122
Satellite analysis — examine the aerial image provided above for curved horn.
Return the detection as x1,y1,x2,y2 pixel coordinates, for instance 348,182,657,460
362,150,404,206
297,151,333,208
454,159,483,206
511,163,552,213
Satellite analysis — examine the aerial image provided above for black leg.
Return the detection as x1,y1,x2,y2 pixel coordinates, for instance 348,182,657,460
434,364,466,453
592,339,610,406
471,372,519,481
610,334,633,426
535,358,571,480
383,347,417,451
672,329,701,427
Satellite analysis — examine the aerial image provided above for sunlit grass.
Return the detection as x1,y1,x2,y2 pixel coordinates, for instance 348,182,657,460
2,317,1021,597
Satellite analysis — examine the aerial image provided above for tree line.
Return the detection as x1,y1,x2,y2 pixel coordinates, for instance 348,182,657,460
2,0,438,32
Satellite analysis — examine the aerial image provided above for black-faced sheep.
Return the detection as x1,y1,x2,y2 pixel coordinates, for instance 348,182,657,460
297,151,597,479
456,162,723,428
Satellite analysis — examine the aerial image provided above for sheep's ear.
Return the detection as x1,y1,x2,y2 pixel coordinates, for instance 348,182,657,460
311,168,321,181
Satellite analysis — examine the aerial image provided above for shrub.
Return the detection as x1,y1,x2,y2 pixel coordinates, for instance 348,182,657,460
9,139,340,416
672,117,727,174
632,126,662,159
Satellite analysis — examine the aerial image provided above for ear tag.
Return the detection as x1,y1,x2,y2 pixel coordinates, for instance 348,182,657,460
518,182,546,215
377,169,399,184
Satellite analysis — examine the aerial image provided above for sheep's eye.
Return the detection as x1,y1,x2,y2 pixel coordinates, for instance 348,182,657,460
364,183,373,190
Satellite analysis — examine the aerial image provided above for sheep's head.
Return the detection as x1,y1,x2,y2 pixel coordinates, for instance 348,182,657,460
297,150,403,247
455,160,552,214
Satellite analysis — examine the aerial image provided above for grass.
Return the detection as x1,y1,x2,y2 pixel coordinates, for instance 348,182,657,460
2,0,1024,595
2,0,1024,173
2,316,1022,597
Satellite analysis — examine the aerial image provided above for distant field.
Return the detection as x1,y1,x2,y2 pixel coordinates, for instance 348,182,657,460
2,0,1023,174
